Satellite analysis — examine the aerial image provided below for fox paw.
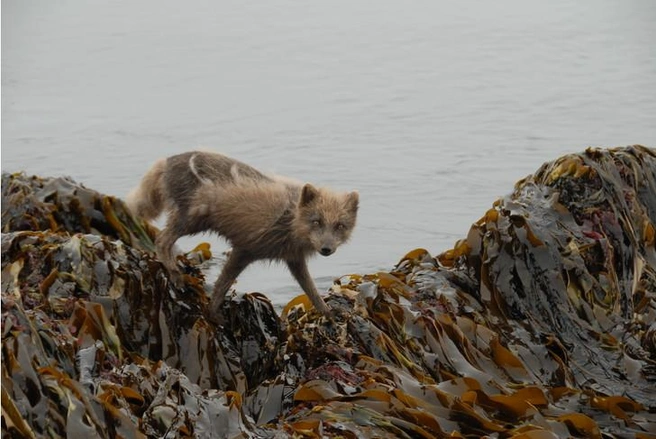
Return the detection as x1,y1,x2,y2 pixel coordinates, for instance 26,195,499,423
207,309,225,326
206,295,226,325
313,301,331,317
315,303,348,322
167,269,185,289
330,307,349,320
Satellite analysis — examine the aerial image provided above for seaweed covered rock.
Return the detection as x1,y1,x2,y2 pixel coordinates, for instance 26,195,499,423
442,146,656,403
1,173,157,252
2,146,655,438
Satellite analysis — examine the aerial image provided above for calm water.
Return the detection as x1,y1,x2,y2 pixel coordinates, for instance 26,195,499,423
3,0,656,307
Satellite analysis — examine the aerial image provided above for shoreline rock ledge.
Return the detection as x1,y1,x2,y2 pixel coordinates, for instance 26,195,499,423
2,145,655,438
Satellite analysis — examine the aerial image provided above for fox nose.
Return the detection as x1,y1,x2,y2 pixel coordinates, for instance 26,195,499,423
320,247,334,256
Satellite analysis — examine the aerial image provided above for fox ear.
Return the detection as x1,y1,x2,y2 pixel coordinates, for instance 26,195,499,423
346,191,359,213
300,184,319,206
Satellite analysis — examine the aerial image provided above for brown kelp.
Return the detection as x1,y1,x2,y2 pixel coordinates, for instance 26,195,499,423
2,146,655,438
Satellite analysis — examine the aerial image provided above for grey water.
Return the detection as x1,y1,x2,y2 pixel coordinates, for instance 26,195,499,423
3,0,656,308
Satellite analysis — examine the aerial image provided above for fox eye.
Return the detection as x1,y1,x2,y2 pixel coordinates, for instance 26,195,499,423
312,219,322,228
335,223,345,231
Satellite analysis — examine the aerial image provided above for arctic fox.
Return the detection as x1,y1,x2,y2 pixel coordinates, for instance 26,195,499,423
126,151,359,321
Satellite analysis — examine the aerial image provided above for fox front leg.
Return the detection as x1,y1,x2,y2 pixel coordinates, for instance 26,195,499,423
286,258,331,317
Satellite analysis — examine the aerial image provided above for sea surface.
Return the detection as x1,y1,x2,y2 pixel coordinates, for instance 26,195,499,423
3,0,655,307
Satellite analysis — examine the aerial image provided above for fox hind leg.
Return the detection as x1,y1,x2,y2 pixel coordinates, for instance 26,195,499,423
209,248,255,322
155,210,187,287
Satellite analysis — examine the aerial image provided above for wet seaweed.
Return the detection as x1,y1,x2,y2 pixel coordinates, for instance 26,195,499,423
2,145,655,438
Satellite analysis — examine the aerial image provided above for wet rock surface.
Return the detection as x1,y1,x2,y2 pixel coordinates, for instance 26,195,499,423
2,145,655,438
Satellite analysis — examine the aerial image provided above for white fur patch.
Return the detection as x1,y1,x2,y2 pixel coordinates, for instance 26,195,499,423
230,164,240,181
189,154,212,184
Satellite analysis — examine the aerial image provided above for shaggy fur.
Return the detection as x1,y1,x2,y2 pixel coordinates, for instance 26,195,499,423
126,151,359,321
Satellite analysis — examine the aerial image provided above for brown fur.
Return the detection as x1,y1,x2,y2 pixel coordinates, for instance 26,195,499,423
126,151,359,321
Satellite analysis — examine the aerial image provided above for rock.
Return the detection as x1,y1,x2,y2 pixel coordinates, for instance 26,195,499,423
2,146,655,438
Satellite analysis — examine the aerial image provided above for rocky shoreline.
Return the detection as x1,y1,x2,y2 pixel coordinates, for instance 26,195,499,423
2,145,655,438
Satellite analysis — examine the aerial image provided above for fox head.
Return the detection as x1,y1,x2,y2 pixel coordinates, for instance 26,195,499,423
294,183,359,256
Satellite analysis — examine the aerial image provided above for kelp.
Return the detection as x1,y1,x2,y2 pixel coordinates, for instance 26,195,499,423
2,145,655,438
1,174,158,253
